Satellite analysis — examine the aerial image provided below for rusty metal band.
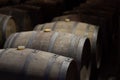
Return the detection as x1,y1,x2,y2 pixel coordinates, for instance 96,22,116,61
26,31,37,48
68,35,77,58
52,21,58,31
44,54,59,80
2,16,11,41
21,49,39,74
76,37,86,69
58,58,72,80
7,33,19,48
72,22,79,34
0,49,9,58
48,32,59,52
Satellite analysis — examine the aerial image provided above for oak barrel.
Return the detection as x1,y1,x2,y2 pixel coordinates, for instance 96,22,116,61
11,4,43,27
79,7,117,33
4,31,91,80
0,7,33,31
79,3,118,36
34,21,101,68
0,48,78,80
79,8,118,59
0,14,16,48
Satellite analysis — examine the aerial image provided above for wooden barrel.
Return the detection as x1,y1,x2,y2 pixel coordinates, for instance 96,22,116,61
78,13,113,62
0,7,33,31
79,7,116,36
79,8,117,31
0,48,78,80
52,14,80,22
34,21,101,68
0,14,16,48
24,4,64,22
79,8,118,54
12,4,43,27
4,31,91,80
79,6,118,28
79,8,118,75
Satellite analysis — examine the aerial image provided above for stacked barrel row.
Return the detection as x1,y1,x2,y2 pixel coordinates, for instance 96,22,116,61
0,48,79,80
0,0,119,80
78,2,119,80
33,20,103,80
0,16,94,80
0,3,97,80
49,0,119,79
0,0,92,80
0,0,78,79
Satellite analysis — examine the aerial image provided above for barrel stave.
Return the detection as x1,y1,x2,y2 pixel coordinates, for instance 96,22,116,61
0,48,78,80
4,31,91,80
0,14,16,48
34,21,101,69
